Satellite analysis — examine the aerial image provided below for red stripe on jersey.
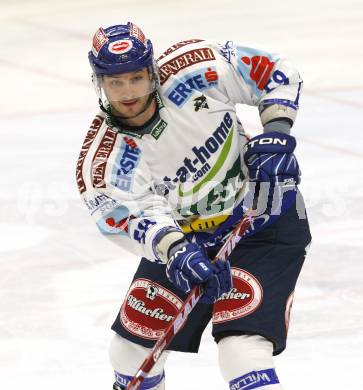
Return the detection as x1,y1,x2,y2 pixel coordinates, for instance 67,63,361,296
157,39,204,62
91,127,117,189
76,116,104,194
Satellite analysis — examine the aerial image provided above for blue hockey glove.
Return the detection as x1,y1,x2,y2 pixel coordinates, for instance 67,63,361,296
166,241,232,304
243,131,301,185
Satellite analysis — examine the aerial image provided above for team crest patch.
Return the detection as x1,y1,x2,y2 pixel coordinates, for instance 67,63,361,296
194,95,209,111
109,40,133,54
120,279,183,339
212,268,263,324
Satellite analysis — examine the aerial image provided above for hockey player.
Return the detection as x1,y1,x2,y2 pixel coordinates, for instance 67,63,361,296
76,22,311,390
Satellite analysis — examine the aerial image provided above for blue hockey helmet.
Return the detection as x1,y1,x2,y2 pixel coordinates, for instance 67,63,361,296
88,22,156,75
89,22,159,103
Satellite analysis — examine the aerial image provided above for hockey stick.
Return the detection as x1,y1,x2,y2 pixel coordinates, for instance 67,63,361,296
125,211,254,390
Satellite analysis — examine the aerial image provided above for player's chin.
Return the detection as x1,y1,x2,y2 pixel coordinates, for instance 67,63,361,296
122,98,139,105
115,99,141,114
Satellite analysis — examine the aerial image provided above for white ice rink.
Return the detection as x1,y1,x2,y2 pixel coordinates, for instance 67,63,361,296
1,0,363,389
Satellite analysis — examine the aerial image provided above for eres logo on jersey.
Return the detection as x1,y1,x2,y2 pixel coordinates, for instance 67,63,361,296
111,137,141,191
166,67,218,107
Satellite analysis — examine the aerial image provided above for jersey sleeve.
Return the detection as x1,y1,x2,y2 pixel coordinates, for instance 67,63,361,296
213,40,303,128
77,116,182,263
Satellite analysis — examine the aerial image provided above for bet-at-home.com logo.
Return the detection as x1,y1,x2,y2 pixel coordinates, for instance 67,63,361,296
159,112,233,197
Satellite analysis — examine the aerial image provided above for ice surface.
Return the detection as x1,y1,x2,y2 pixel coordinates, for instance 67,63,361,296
1,0,363,389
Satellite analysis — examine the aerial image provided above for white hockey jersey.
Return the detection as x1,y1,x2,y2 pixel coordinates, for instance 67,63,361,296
76,39,303,262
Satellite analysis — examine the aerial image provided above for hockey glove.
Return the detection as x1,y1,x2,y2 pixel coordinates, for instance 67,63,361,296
166,241,232,304
243,131,300,185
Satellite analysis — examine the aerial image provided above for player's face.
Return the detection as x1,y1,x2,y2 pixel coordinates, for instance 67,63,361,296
101,69,154,120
